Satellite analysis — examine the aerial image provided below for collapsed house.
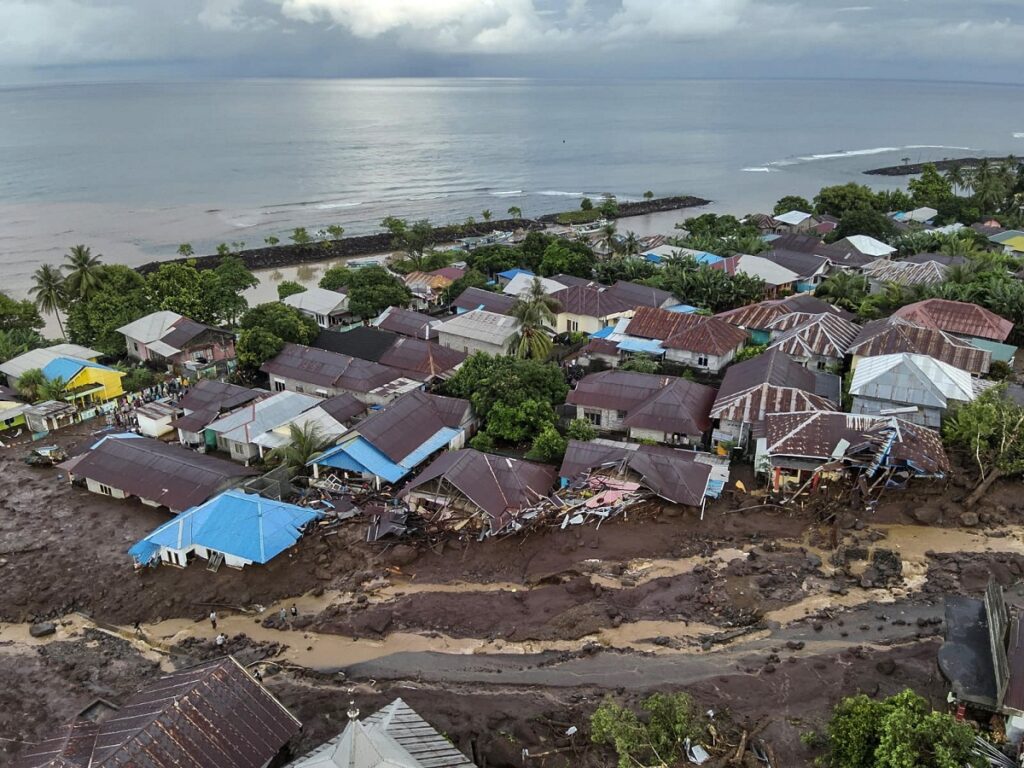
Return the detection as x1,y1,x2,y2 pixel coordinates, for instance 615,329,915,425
12,657,300,768
286,697,477,768
757,410,950,493
128,489,322,569
399,449,558,536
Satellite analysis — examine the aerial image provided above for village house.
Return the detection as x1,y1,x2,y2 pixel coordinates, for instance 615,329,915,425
604,279,678,310
862,259,948,294
709,348,840,452
311,389,473,487
12,657,300,768
501,272,565,297
757,410,950,491
282,286,350,328
716,293,847,344
451,286,517,315
23,400,78,433
117,310,237,377
830,235,897,264
770,210,818,234
892,298,1014,343
372,305,442,339
400,448,558,536
0,342,101,390
286,697,477,768
567,370,717,447
435,309,520,356
0,386,29,432
0,343,124,406
849,352,986,428
312,326,466,381
550,283,634,334
847,317,991,376
204,390,321,462
169,379,266,448
261,343,421,405
621,307,748,373
766,312,861,370
129,489,322,569
759,248,832,292
58,433,256,513
250,394,365,459
404,266,465,307
712,254,799,298
133,400,182,438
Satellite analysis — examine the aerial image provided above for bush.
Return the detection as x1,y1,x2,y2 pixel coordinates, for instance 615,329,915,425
277,281,306,300
120,365,159,392
567,419,598,442
591,693,705,768
525,424,567,462
469,432,495,452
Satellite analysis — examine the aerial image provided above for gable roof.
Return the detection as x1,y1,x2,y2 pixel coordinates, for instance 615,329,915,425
760,249,831,279
176,380,265,414
767,312,860,360
568,370,716,435
0,343,103,380
261,343,409,393
847,317,991,375
373,306,441,340
14,657,300,768
40,356,117,383
713,254,799,286
117,311,229,356
662,316,749,356
377,337,467,380
346,390,470,464
501,273,565,297
849,352,979,409
551,284,633,318
205,390,321,444
317,392,369,424
835,235,897,258
450,287,517,316
60,434,256,512
436,309,519,346
604,280,675,309
862,259,948,287
773,210,814,226
901,252,966,267
892,298,1013,341
716,294,843,331
129,489,321,565
287,698,476,768
312,327,398,362
283,287,349,316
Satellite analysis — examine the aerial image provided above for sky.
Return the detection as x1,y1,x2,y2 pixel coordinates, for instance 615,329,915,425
2,0,1023,84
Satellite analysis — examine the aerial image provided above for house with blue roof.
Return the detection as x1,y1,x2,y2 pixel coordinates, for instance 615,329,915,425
128,489,322,569
495,268,533,287
310,389,473,488
40,356,124,404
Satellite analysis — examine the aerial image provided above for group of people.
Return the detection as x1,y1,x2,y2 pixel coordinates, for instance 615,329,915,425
106,377,190,431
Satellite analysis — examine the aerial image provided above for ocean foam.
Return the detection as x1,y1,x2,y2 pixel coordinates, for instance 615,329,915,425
315,200,362,210
490,190,523,197
741,167,773,173
1014,133,1024,139
538,190,585,197
766,144,977,168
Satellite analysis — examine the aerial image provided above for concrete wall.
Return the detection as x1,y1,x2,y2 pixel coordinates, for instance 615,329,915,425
85,477,127,500
627,426,702,447
664,348,735,374
851,396,941,428
437,332,508,357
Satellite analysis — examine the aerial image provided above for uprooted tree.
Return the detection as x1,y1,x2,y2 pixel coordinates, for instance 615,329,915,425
943,385,1024,507
590,693,708,768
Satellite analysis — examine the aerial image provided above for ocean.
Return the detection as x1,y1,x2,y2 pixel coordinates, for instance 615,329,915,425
2,77,1024,300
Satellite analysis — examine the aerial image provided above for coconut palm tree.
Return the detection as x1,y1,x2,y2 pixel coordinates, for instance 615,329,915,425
620,231,641,257
268,422,332,477
971,159,1007,214
29,264,67,339
17,368,46,402
507,277,558,360
595,222,618,255
814,271,869,312
63,244,106,301
481,209,493,222
507,206,522,220
39,375,68,403
944,166,966,196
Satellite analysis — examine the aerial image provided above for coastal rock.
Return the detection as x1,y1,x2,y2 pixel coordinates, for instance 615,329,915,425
30,622,56,638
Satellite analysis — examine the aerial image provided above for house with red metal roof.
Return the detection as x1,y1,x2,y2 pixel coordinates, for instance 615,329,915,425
892,298,1013,342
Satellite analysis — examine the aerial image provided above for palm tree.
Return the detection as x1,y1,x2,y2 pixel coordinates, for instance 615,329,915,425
63,245,106,301
507,277,558,360
814,271,868,312
595,222,618,255
621,231,641,257
39,375,68,403
971,159,1006,214
29,264,67,339
481,209,493,222
507,206,522,220
17,368,46,402
944,166,966,196
268,422,332,477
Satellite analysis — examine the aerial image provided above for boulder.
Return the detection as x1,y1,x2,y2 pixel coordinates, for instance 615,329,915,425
913,506,942,525
959,511,980,527
29,622,56,638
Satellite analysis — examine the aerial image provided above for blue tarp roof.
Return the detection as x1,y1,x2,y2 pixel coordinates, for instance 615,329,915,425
665,304,699,314
41,356,114,382
497,268,533,280
617,338,665,354
643,252,664,264
694,252,723,265
589,326,615,339
313,426,459,484
128,489,321,565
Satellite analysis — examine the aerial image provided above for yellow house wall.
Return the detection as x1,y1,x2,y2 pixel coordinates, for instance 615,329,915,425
68,367,125,401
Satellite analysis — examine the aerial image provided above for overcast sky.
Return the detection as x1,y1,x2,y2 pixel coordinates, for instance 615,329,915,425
2,0,1023,84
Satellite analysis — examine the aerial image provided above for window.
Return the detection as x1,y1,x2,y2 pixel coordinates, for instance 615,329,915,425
98,484,113,496
616,410,627,420
816,360,827,371
131,341,138,351
315,389,329,398
584,411,602,426
568,319,579,333
273,379,286,392
697,355,709,367
295,385,305,393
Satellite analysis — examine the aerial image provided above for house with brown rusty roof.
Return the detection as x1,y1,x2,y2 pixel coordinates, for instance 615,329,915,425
847,317,991,376
758,410,949,491
567,370,717,447
12,657,300,768
862,259,948,292
892,298,1013,342
372,306,442,340
550,283,634,335
450,286,517,316
117,310,237,378
710,348,840,451
400,449,558,536
716,294,847,344
620,306,748,373
404,267,466,307
603,280,678,310
766,312,860,370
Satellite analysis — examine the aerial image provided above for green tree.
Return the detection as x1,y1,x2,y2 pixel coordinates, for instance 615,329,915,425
341,266,412,319
508,277,558,360
481,209,492,222
239,302,318,346
290,227,312,246
591,693,705,768
214,255,259,293
268,422,332,476
39,375,68,403
0,328,44,363
907,163,954,209
620,355,660,373
823,689,982,768
580,197,594,211
66,265,148,357
381,217,434,269
277,281,307,300
654,255,764,313
325,224,345,240
814,183,880,218
464,245,519,276
815,271,870,312
773,195,812,215
643,190,654,201
594,256,657,284
831,207,897,243
538,240,594,278
567,418,598,442
63,245,107,302
487,398,558,444
177,243,194,257
29,264,67,339
236,327,285,370
442,269,490,304
0,292,44,334
264,235,280,247
526,424,567,462
620,231,641,257
507,206,522,219
598,194,619,218
145,261,214,324
16,367,46,402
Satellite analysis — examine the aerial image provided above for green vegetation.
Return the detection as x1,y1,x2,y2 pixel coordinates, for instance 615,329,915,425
0,292,44,335
290,227,312,246
673,213,768,257
236,302,318,370
66,265,148,358
442,269,490,304
814,271,871,312
381,217,435,270
30,263,68,339
507,277,558,360
590,693,706,768
566,418,598,442
277,281,307,300
16,367,46,402
39,375,68,403
555,209,605,225
620,355,660,373
441,353,568,449
944,385,1024,505
117,363,159,392
64,245,107,301
268,422,331,476
525,424,567,462
507,206,522,219
594,256,658,285
820,689,982,768
774,195,812,215
319,265,411,319
649,255,765,313
538,239,594,278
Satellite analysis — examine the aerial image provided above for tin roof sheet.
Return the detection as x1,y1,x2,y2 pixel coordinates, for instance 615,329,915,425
892,298,1013,341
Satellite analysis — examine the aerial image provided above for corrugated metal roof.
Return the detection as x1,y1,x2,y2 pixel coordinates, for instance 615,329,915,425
624,306,694,340
313,327,398,362
0,343,103,380
716,294,843,331
283,287,349,316
64,435,256,512
621,378,716,436
664,317,748,356
176,380,265,414
716,348,820,400
373,307,441,340
862,259,947,286
892,298,1013,342
713,254,799,286
261,343,407,392
604,280,674,309
847,318,991,375
838,235,896,257
551,284,634,318
501,273,564,297
849,352,978,408
41,356,115,382
767,313,860,360
772,210,814,226
206,391,320,444
378,338,467,380
116,310,183,343
436,309,519,345
450,287,516,315
346,389,469,464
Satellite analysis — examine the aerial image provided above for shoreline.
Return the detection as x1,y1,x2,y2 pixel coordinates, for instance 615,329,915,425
864,155,1014,176
135,195,711,277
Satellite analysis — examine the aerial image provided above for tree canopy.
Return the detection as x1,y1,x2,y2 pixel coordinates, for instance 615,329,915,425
0,292,44,334
650,256,765,313
773,195,812,215
320,265,411,319
591,693,706,768
813,183,882,218
236,301,318,370
66,265,149,357
538,240,594,278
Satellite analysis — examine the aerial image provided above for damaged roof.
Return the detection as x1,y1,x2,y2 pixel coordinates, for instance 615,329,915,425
176,380,265,414
848,317,991,375
349,390,470,464
767,312,860,361
261,343,409,393
14,657,300,768
893,298,1013,342
377,337,467,380
400,449,557,532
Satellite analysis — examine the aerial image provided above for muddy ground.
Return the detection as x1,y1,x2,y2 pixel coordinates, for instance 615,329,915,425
2,427,1024,766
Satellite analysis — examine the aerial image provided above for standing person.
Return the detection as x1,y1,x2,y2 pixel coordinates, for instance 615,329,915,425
279,608,287,624
133,621,143,636
209,611,217,630
215,633,226,647
290,604,298,619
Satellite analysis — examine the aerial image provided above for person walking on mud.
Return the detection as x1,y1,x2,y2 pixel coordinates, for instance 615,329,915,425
209,611,217,630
